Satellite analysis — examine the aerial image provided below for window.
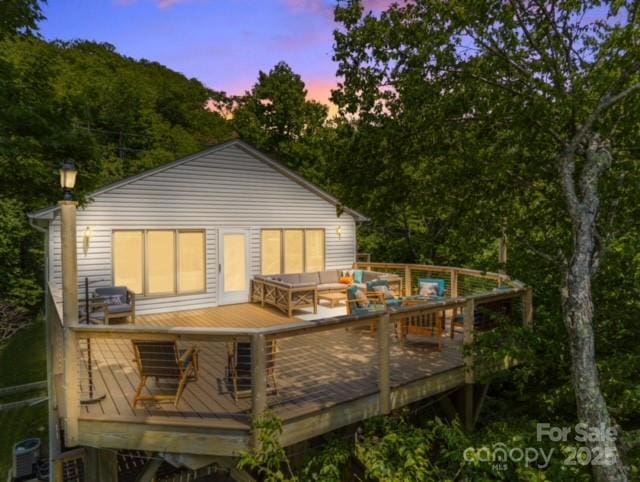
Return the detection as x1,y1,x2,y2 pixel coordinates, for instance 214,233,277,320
178,231,205,293
261,229,325,274
305,229,325,272
261,230,281,275
284,229,304,273
147,231,175,295
113,230,205,296
113,231,144,294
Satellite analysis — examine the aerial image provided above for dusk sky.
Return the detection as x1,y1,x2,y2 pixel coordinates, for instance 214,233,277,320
40,0,394,109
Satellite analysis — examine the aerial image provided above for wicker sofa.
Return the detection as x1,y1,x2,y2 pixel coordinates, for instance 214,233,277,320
251,269,401,317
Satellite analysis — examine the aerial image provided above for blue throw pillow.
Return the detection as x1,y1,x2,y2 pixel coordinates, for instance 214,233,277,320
418,278,446,297
353,269,364,284
347,285,359,300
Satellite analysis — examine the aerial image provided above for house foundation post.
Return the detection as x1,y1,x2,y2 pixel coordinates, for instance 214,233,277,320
85,447,118,481
463,298,475,432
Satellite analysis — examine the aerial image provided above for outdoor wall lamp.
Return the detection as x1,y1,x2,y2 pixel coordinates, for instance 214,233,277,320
59,158,77,200
83,226,92,255
336,225,343,239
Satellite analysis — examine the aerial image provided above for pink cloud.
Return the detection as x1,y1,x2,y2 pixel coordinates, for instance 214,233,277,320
281,0,330,13
305,78,339,116
280,0,403,15
114,0,194,9
363,0,401,10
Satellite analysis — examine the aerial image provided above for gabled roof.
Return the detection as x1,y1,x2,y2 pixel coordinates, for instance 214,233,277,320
28,139,368,222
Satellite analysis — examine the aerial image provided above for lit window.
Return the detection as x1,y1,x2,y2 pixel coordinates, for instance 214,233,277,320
113,231,143,294
261,230,281,275
284,229,304,273
262,229,325,274
112,230,205,296
305,230,325,272
178,231,205,293
147,231,175,295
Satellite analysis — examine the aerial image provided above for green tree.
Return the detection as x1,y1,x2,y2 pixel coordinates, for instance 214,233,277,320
332,1,640,480
0,0,43,40
233,62,331,177
0,36,234,316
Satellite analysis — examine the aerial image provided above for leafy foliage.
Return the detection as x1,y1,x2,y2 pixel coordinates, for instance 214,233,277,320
0,0,43,40
233,61,335,183
0,35,234,320
238,411,296,482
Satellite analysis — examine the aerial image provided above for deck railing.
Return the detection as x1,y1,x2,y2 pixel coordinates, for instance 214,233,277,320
48,263,532,452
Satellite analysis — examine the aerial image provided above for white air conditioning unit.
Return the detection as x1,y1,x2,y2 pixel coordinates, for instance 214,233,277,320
12,438,41,479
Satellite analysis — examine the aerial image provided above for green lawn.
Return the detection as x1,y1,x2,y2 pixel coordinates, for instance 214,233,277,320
0,404,48,477
0,316,46,387
0,317,48,477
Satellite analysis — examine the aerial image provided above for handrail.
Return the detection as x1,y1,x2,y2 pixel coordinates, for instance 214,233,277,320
50,262,532,452
353,261,513,283
69,311,384,338
48,281,64,327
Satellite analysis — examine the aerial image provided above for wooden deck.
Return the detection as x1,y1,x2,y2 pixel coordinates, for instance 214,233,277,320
73,303,464,454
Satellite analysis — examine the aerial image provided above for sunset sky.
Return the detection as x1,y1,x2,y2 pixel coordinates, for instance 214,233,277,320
40,0,394,109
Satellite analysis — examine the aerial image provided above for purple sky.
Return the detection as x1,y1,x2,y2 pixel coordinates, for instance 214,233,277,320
40,0,394,110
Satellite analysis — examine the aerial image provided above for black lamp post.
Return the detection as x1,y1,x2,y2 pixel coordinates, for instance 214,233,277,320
59,159,77,200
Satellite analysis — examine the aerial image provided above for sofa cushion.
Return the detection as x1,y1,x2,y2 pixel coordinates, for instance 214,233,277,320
318,283,346,291
363,271,380,282
279,274,300,284
299,272,320,284
108,303,133,314
319,270,340,284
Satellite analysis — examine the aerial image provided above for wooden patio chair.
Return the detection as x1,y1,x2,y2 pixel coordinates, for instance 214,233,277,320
132,340,199,408
90,286,136,324
226,340,277,401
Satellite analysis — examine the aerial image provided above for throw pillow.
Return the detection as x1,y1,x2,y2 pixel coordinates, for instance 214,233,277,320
104,295,123,305
419,282,439,298
372,284,394,300
339,276,353,284
354,288,369,308
353,269,364,283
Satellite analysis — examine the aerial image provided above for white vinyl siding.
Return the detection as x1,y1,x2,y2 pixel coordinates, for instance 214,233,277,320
48,143,357,314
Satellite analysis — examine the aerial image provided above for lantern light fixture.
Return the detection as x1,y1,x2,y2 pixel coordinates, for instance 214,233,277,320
59,159,77,200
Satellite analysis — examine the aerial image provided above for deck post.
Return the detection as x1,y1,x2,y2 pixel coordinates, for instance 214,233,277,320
63,328,80,445
60,200,80,446
404,265,412,296
45,288,62,466
522,287,533,327
377,314,391,414
251,333,268,450
60,200,78,327
463,298,475,432
451,269,458,297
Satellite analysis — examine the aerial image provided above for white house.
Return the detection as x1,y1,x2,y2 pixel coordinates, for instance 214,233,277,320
29,139,367,315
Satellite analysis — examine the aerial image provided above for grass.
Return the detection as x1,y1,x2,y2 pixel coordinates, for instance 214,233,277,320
0,404,48,477
0,316,47,477
0,316,47,388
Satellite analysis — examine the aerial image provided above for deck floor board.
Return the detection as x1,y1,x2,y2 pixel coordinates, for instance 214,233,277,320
79,303,463,429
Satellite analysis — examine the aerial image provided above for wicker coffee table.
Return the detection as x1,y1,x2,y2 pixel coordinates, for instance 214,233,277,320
318,291,347,308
